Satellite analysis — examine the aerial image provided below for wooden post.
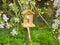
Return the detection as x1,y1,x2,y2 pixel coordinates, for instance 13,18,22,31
25,27,32,45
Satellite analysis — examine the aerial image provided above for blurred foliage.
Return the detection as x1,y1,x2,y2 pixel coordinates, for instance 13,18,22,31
0,0,60,45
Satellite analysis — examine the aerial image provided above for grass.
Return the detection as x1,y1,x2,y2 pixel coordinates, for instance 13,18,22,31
0,23,60,45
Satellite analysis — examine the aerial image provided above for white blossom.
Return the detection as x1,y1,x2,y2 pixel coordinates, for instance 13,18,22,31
0,22,4,28
10,29,18,36
58,4,60,7
52,29,55,32
57,35,60,41
3,14,9,22
8,3,13,6
55,14,59,17
52,23,58,29
26,1,29,4
0,14,1,16
53,0,60,40
54,19,60,24
33,2,35,6
5,23,11,28
56,8,60,13
14,18,19,23
46,3,49,5
44,7,47,10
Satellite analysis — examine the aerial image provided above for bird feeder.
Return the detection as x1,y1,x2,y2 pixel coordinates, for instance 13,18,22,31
22,9,35,28
22,9,35,43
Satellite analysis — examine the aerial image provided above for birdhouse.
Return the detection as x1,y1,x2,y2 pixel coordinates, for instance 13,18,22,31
22,9,35,28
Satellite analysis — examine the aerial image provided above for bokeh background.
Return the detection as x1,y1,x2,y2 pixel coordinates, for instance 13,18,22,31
0,0,60,45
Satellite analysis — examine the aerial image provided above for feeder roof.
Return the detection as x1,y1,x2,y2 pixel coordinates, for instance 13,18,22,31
22,9,35,15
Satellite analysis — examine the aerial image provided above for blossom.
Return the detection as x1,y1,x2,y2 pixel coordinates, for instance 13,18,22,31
52,29,55,34
0,14,1,16
8,3,13,6
0,22,4,28
57,35,60,41
52,23,58,29
46,3,49,5
33,2,35,6
58,4,60,7
55,14,59,17
55,8,60,17
14,18,19,23
5,23,11,28
52,29,55,32
53,0,59,7
56,8,60,13
26,1,29,4
3,14,9,22
53,0,60,40
10,29,18,36
54,19,60,24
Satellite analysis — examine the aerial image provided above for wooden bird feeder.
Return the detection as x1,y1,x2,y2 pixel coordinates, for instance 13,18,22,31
22,9,35,28
22,9,35,44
